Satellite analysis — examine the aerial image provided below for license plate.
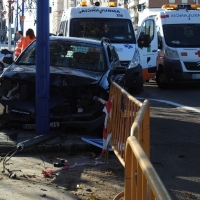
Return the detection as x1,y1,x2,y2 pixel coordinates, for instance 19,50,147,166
22,122,60,129
192,74,200,79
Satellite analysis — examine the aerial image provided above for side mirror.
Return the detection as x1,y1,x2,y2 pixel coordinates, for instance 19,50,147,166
3,56,14,65
138,34,151,48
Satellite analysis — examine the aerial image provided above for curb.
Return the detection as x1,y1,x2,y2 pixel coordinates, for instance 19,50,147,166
0,130,102,155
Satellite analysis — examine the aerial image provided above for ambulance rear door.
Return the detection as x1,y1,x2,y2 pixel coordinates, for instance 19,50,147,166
137,17,158,81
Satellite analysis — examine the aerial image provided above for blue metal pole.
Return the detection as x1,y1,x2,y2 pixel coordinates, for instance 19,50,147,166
16,0,18,31
36,0,50,135
21,0,24,34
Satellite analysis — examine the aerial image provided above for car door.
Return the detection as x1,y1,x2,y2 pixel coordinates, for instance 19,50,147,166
137,18,158,81
106,45,125,86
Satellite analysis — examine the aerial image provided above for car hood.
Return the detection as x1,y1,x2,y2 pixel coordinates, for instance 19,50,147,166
0,64,107,87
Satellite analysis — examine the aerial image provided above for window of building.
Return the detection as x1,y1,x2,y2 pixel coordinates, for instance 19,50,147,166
169,0,175,3
182,0,188,3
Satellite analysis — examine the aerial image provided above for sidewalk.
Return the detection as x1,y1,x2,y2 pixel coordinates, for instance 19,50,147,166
0,129,123,200
0,129,103,200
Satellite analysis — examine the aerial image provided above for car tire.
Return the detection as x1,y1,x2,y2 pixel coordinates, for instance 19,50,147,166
127,77,143,95
128,86,143,95
156,70,169,89
0,62,4,72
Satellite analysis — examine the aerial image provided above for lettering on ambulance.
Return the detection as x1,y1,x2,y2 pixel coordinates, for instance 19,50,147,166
115,45,133,52
171,14,200,17
80,8,121,13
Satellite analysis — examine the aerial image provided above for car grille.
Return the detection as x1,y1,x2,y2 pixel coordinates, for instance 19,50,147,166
184,62,200,71
120,61,130,68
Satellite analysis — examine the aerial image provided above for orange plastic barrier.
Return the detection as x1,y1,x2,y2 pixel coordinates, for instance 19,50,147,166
108,82,171,200
124,136,172,200
107,82,149,166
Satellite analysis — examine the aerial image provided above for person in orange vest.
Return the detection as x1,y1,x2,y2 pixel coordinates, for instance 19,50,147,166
14,30,27,60
21,28,36,51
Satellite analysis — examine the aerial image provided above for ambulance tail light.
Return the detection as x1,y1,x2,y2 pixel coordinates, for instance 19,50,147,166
160,15,169,18
108,1,116,7
80,0,87,6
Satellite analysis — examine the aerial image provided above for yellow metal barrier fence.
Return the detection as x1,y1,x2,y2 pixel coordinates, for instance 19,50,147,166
108,82,171,200
107,82,150,166
125,136,172,200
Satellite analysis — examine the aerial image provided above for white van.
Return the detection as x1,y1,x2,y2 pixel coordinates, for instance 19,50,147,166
59,2,136,68
137,4,200,88
58,1,152,93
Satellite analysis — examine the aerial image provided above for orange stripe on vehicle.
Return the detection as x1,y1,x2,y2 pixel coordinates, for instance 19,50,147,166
142,68,156,81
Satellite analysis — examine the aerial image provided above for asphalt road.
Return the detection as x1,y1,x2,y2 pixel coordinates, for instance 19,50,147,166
137,80,200,110
0,80,200,199
135,81,200,200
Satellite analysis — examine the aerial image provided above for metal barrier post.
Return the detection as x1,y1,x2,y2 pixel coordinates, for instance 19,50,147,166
124,136,172,200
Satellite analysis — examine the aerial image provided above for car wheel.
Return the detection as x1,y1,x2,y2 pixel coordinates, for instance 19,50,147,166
127,77,143,95
128,86,143,95
156,70,169,89
0,62,4,71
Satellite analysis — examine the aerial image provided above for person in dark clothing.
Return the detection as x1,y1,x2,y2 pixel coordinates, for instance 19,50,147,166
99,23,111,38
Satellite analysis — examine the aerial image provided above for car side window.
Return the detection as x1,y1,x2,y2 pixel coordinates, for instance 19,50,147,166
107,46,120,70
18,42,36,65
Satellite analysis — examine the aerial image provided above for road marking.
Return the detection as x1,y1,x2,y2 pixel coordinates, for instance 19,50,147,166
137,97,200,114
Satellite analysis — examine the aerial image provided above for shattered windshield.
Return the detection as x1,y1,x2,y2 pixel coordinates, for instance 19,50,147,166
163,24,200,47
70,18,136,44
17,40,106,72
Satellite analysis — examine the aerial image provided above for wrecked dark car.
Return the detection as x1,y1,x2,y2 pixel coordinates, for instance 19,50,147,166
0,37,124,133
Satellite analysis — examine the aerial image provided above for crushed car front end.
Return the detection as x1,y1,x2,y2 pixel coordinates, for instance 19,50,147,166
0,37,110,133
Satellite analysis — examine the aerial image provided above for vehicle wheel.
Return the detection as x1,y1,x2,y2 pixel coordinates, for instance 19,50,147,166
128,77,143,95
0,62,4,72
128,86,143,95
156,70,168,89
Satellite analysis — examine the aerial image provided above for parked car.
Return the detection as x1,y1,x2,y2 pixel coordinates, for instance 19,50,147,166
0,49,13,71
0,36,142,132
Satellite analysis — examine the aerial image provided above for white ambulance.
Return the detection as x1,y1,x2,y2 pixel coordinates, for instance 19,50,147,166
137,4,200,88
58,1,152,93
59,2,137,68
